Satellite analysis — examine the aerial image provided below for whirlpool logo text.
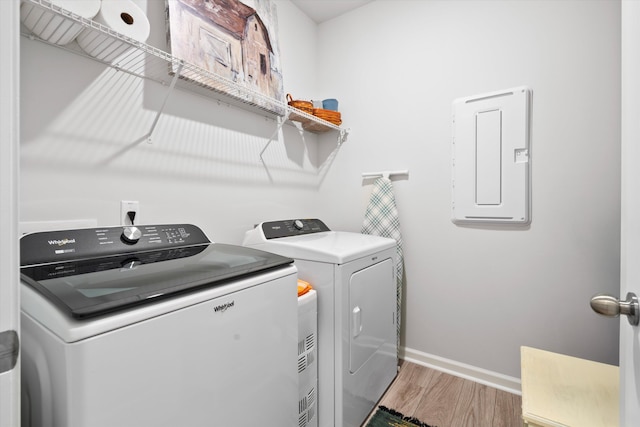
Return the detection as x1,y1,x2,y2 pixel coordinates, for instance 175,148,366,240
48,239,76,246
214,301,235,313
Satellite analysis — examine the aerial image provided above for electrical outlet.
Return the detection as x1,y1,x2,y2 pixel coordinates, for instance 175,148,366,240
121,201,140,225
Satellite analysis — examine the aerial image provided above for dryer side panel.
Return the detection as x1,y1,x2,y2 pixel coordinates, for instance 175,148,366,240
290,259,336,427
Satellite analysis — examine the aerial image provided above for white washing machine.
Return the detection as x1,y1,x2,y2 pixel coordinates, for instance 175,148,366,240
243,219,398,427
20,224,298,427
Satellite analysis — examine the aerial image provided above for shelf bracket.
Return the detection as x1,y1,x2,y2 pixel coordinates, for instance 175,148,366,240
145,61,184,144
260,111,291,161
338,128,349,146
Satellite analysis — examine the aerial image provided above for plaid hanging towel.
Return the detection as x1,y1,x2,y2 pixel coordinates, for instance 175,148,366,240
362,177,403,357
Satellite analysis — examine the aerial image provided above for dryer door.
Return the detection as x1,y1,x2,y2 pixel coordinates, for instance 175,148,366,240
349,258,395,373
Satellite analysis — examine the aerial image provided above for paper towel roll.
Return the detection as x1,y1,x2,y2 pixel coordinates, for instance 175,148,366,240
21,0,101,46
76,0,150,63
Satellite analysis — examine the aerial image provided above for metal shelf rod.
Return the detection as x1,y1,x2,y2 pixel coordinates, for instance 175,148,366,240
260,113,290,160
145,61,184,143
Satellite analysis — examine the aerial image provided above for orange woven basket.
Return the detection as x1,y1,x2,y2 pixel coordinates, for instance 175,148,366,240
312,108,342,125
286,93,313,115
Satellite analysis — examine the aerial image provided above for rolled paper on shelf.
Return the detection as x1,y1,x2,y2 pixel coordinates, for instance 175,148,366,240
76,0,150,63
21,0,102,46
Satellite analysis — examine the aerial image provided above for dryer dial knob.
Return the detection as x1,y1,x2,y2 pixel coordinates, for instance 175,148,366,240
293,220,304,230
121,226,142,244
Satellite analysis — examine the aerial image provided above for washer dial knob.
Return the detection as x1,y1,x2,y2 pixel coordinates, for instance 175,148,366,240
293,220,304,230
121,226,142,244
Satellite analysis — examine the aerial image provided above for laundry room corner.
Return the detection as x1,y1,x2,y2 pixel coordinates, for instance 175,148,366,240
16,0,623,413
310,0,621,386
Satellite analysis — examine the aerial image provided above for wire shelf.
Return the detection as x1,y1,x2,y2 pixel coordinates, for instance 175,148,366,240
20,0,347,137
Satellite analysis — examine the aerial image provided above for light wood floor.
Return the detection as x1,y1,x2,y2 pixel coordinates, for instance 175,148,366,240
365,360,523,427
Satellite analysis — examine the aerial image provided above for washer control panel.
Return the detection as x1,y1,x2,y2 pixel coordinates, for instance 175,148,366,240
20,224,211,266
262,219,330,239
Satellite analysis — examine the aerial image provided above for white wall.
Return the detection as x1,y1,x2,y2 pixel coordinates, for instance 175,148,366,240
20,0,325,243
314,0,621,380
20,0,621,382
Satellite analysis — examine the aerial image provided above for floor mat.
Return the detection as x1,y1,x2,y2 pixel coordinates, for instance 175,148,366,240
364,406,436,427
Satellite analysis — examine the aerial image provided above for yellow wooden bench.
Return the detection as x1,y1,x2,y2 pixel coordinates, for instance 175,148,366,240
520,346,619,427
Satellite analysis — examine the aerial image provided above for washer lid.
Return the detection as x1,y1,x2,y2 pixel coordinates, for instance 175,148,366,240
21,242,293,319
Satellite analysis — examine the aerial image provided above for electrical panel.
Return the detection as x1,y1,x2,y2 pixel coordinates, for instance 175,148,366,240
452,87,531,224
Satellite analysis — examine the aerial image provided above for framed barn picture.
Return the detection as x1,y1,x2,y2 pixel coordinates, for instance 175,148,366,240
165,0,284,114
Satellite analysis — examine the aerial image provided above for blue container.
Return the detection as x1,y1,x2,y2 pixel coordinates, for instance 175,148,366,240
322,98,339,111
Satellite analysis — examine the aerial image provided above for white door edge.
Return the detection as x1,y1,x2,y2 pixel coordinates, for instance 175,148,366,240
0,1,21,426
620,0,640,423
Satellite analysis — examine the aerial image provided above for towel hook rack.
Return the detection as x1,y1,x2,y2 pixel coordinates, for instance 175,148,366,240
361,170,409,179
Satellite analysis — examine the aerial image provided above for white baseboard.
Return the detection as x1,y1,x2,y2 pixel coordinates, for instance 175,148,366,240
400,347,522,395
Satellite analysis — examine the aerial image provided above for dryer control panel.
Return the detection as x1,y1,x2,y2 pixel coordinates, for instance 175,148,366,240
261,219,330,239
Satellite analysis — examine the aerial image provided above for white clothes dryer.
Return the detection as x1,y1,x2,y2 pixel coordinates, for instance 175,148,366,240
243,219,398,427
